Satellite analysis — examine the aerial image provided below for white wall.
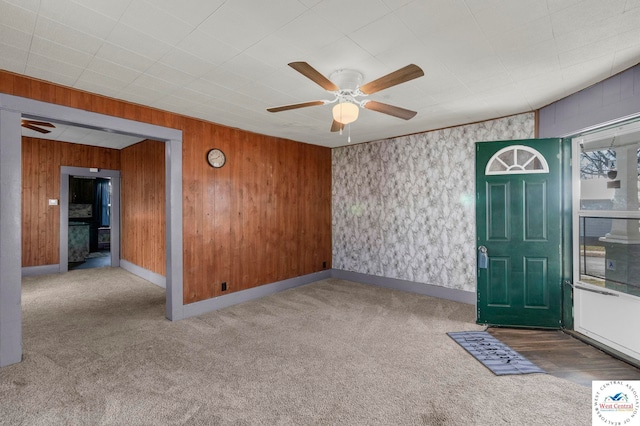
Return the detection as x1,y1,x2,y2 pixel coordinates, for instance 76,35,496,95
332,113,535,292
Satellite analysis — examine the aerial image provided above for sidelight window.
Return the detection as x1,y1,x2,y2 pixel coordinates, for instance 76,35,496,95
575,121,640,297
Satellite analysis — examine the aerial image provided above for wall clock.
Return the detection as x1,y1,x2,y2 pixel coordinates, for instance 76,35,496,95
207,148,226,168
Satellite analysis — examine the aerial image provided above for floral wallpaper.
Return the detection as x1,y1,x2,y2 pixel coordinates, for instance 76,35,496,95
332,113,535,292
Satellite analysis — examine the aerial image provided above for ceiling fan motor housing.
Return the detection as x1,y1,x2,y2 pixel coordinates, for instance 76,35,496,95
329,69,364,92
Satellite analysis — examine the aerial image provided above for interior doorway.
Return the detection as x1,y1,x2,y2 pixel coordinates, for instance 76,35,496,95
1,95,184,367
67,175,112,270
59,167,120,273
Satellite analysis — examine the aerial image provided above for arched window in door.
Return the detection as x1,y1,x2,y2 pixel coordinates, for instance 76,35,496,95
485,145,549,175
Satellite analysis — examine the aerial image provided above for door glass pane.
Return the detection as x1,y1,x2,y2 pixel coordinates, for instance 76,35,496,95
516,149,533,166
579,216,640,296
498,149,514,165
580,147,640,211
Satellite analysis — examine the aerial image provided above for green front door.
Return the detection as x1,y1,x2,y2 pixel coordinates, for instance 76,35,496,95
476,138,568,329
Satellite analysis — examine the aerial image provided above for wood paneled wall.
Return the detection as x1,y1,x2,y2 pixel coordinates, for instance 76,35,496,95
4,71,332,304
182,125,332,302
121,140,166,276
21,137,120,266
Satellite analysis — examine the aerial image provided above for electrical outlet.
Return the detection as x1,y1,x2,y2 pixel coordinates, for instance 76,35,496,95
221,282,227,291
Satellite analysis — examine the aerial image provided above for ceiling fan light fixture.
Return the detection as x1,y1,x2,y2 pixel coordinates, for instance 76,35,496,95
267,62,424,135
332,102,359,125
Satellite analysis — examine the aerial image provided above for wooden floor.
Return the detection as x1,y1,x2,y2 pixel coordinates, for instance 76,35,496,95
487,328,640,387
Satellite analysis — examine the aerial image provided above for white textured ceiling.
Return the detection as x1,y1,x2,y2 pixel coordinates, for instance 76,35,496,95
2,0,640,148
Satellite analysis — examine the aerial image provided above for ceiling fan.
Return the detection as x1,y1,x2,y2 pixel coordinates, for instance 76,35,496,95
21,119,56,134
267,62,424,133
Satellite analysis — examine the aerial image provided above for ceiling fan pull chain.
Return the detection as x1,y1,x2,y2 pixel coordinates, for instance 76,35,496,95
348,124,351,143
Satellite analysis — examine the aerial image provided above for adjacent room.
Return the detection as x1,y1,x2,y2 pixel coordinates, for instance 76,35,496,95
1,1,640,424
66,175,112,270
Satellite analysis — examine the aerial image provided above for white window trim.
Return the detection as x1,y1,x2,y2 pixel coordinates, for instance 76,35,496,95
485,145,550,175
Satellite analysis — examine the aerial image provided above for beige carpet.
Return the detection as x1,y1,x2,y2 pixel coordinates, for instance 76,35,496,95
1,268,589,425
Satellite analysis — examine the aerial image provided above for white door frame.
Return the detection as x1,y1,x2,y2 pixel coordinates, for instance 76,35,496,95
0,93,184,367
571,129,640,362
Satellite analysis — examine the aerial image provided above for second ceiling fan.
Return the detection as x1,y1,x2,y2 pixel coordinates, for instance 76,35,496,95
21,119,56,134
267,62,424,132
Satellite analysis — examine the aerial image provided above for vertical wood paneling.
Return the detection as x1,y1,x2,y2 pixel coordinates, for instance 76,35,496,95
21,139,35,266
182,118,206,301
120,140,166,276
210,124,232,296
230,128,245,293
21,137,120,267
177,122,332,303
273,137,288,281
244,132,261,291
5,70,332,305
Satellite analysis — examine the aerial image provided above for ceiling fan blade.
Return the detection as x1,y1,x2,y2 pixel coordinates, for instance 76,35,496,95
22,123,52,134
22,120,55,128
288,62,339,92
330,120,344,132
359,64,424,95
267,100,326,113
364,100,417,120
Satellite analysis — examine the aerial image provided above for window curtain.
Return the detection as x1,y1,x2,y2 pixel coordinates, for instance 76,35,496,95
94,179,110,227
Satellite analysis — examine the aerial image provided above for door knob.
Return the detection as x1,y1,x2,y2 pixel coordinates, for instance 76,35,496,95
478,246,488,269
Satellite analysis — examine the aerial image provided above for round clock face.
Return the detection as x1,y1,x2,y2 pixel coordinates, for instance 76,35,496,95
207,148,226,168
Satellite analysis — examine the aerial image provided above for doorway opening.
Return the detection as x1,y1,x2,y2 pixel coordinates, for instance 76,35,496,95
1,95,184,367
59,166,121,274
67,175,112,270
